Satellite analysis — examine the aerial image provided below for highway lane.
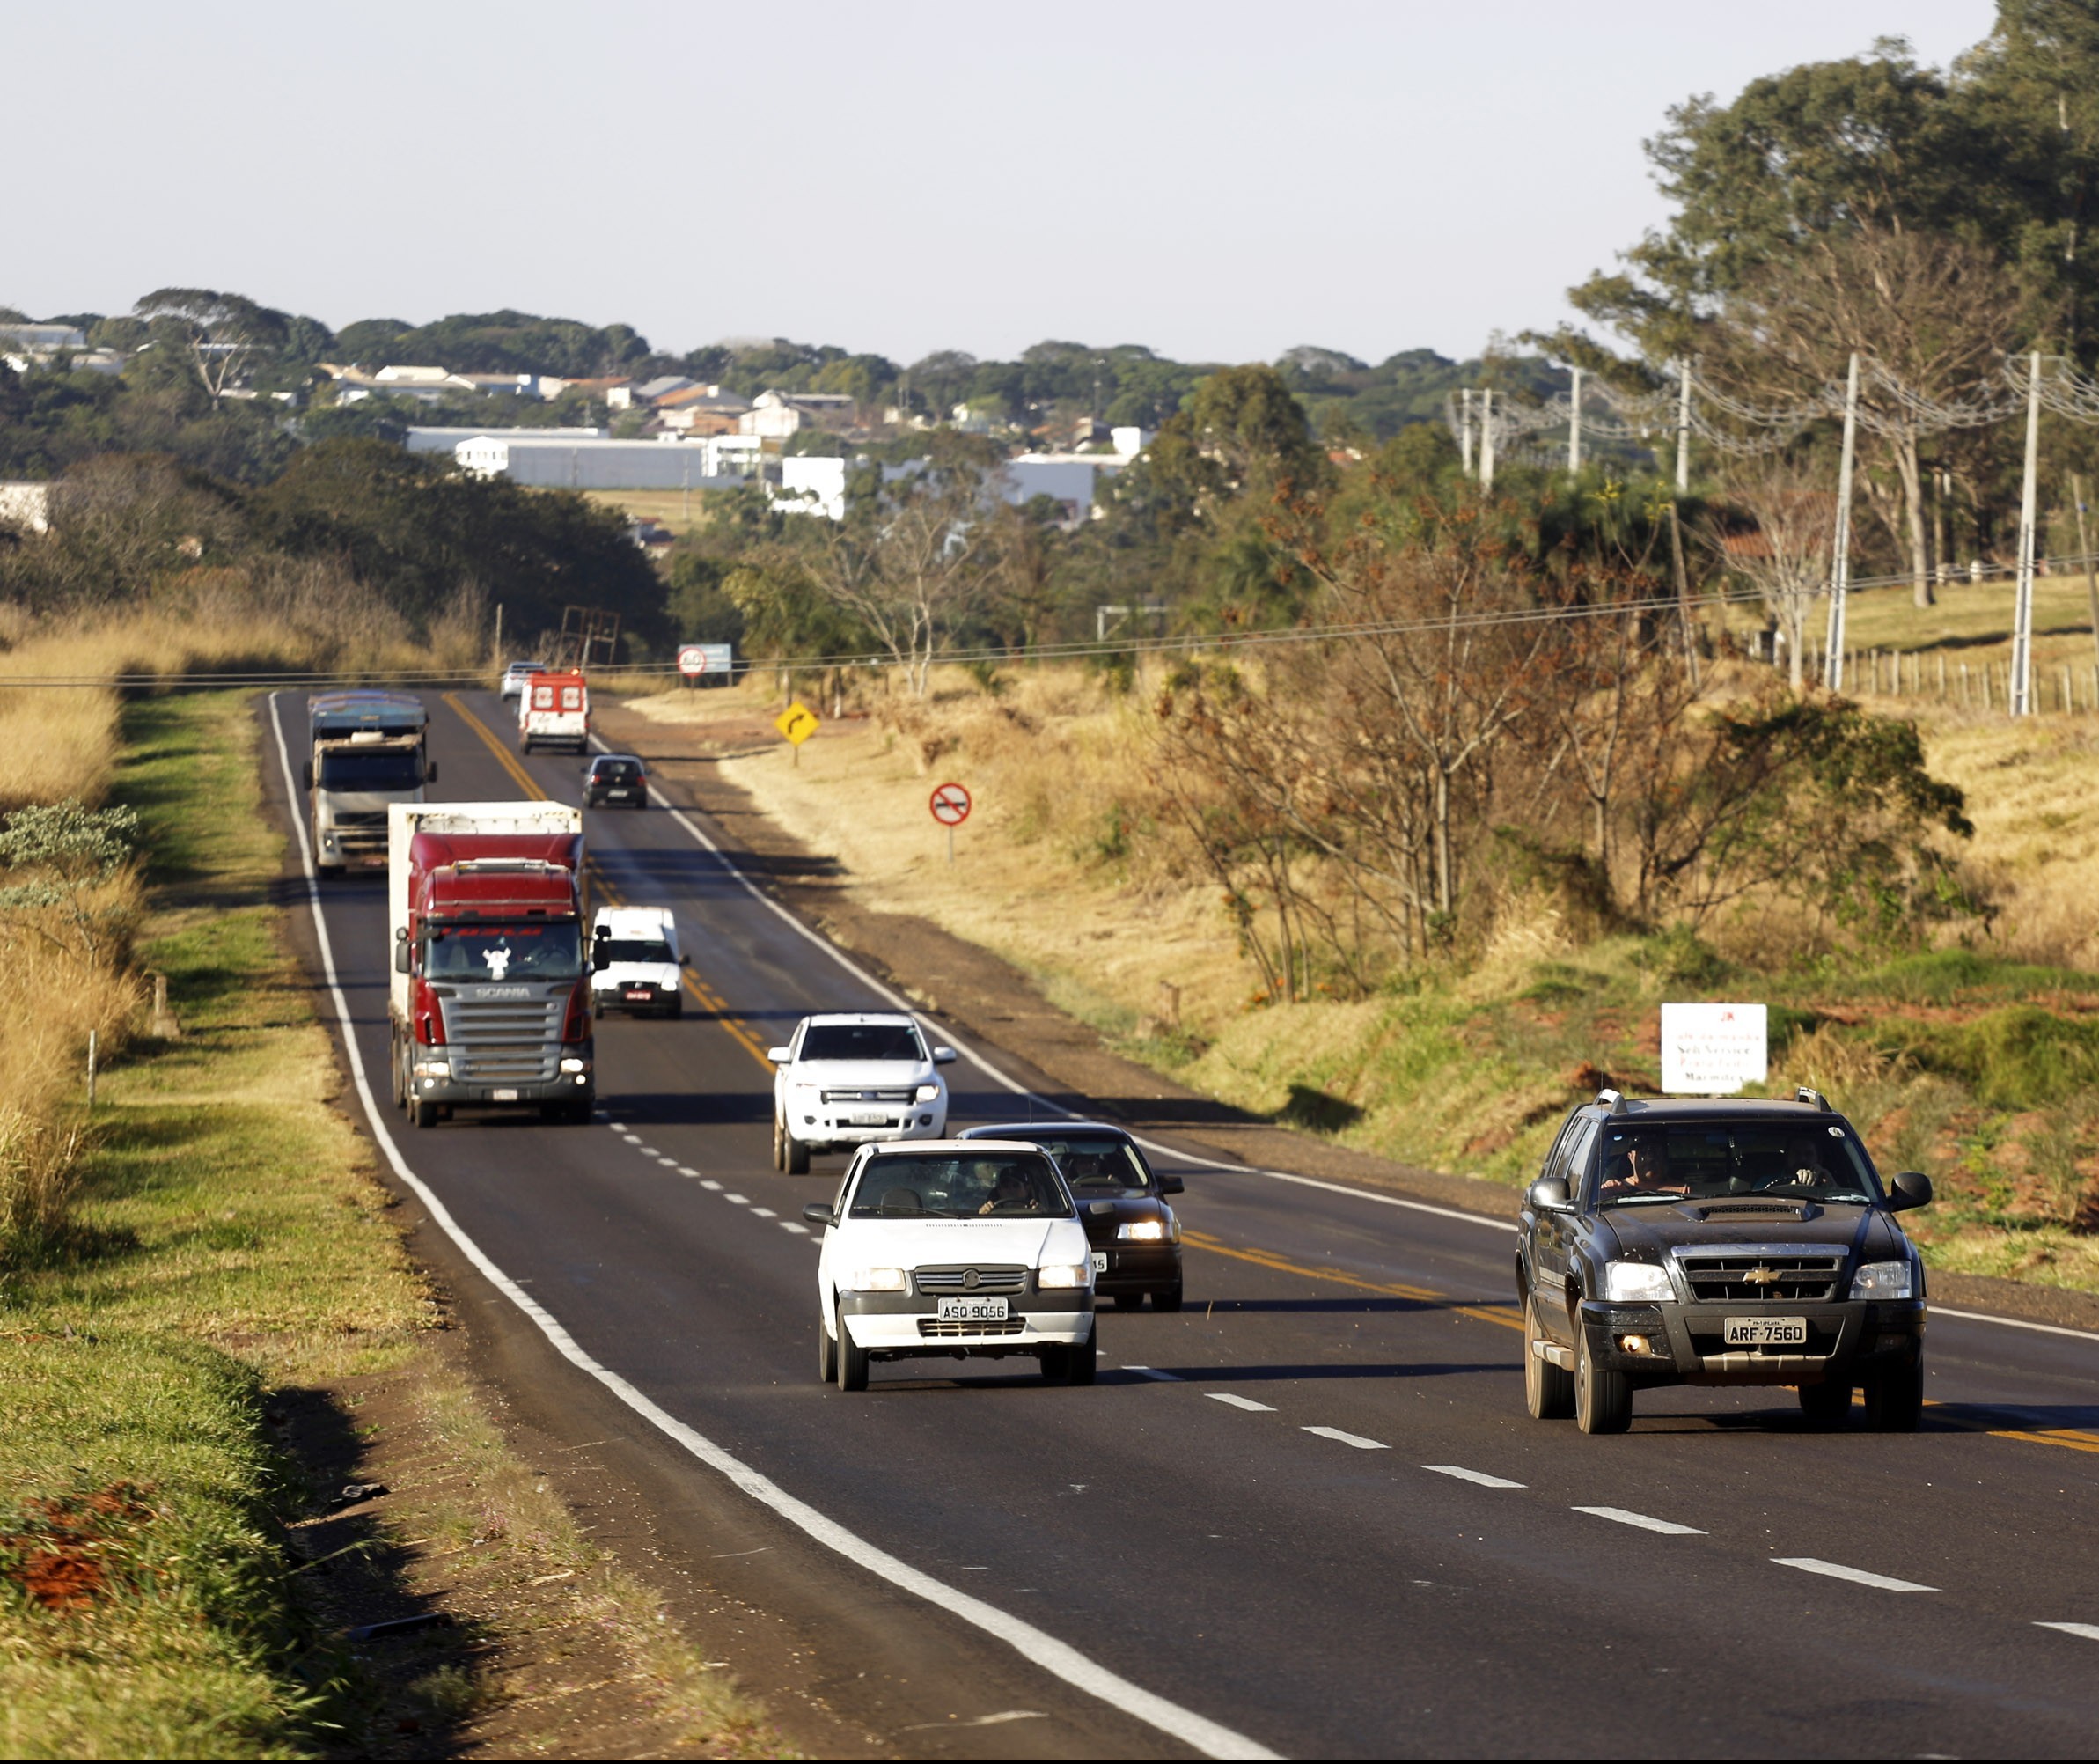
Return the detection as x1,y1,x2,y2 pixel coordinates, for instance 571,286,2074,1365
265,686,2099,1759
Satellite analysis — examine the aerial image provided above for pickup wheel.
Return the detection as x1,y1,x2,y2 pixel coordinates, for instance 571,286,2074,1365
410,1099,438,1130
1523,1292,1574,1420
1864,1357,1925,1432
835,1319,870,1392
818,1316,838,1384
1574,1322,1633,1435
770,1114,785,1172
1798,1381,1853,1428
784,1129,811,1175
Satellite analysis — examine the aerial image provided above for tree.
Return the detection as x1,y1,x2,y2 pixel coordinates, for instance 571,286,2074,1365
132,288,289,401
1703,462,1837,690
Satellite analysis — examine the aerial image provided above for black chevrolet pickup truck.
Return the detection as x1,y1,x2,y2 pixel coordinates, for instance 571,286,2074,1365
1516,1089,1932,1435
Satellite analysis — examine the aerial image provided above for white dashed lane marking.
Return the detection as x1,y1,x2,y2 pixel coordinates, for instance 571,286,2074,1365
725,1193,750,1205
1574,1506,1706,1537
701,1180,723,1192
751,1207,777,1219
1303,1426,1388,1451
1772,1557,1936,1592
1207,1393,1275,1413
2037,1622,2099,1642
781,1222,811,1235
1423,1465,1525,1489
657,1156,679,1166
677,1165,700,1177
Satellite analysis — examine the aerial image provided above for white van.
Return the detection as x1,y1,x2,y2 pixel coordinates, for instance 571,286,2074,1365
590,906,685,1018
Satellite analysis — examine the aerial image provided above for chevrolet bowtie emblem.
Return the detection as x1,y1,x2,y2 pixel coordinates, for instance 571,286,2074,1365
1745,1267,1781,1284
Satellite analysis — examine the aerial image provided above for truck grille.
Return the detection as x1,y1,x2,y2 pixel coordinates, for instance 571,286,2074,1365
914,1265,1029,1296
439,995,564,1084
917,1317,1028,1338
824,1088,915,1104
1675,1251,1845,1304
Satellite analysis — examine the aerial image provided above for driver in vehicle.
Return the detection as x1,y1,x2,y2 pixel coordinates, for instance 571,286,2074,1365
1598,1133,1685,1197
976,1165,1043,1215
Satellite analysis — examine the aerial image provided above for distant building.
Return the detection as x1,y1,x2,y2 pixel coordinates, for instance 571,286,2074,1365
405,425,608,455
739,389,858,437
653,384,754,436
608,375,698,409
454,433,750,490
1,324,123,376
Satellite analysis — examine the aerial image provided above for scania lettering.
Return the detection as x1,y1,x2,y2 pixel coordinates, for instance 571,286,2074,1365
305,692,433,873
387,801,592,1127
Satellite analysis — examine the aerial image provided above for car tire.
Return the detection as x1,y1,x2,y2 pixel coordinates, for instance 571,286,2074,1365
836,1319,870,1392
1112,1292,1141,1311
1065,1327,1097,1386
785,1129,811,1176
1153,1283,1184,1312
1038,1344,1068,1382
818,1318,838,1385
1864,1357,1925,1432
1574,1322,1632,1435
411,1099,438,1130
771,1114,785,1172
1798,1381,1853,1428
1523,1292,1574,1421
665,996,682,1020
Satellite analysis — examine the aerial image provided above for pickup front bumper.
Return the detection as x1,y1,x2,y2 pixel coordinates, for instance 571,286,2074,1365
1575,1297,1926,1386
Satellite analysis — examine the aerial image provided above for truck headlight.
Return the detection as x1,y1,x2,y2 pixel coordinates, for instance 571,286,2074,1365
412,1060,449,1079
914,1083,942,1102
1037,1263,1090,1289
1118,1220,1166,1242
560,1056,590,1074
1850,1259,1914,1299
845,1267,906,1292
1603,1261,1674,1303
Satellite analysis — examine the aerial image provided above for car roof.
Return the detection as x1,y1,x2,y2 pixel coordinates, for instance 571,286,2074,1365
865,1138,1047,1157
590,752,642,765
958,1120,1134,1142
593,905,672,930
505,660,547,671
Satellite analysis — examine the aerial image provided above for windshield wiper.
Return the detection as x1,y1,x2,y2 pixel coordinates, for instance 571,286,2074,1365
1597,1193,1687,1207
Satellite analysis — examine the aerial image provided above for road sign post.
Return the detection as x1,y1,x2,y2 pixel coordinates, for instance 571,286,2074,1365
929,780,971,864
775,701,820,766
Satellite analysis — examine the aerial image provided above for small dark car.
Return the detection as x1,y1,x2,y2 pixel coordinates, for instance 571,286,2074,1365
583,753,647,808
958,1121,1184,1309
1517,1088,1932,1436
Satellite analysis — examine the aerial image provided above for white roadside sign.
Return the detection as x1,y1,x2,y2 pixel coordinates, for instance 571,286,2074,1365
1661,1002,1768,1095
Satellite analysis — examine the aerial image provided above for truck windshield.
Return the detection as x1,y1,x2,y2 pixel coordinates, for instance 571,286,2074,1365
801,1023,924,1062
319,750,422,791
425,922,583,982
1588,1119,1882,1207
848,1153,1072,1218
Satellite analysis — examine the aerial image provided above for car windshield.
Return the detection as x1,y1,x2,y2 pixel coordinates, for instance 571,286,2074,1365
591,761,642,783
1019,1135,1151,1194
1586,1119,1882,1206
802,1022,923,1062
848,1153,1071,1219
598,937,672,964
425,922,583,982
318,750,422,791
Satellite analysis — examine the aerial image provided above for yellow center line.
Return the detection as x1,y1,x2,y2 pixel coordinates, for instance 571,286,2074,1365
444,693,774,1071
1179,1228,1523,1332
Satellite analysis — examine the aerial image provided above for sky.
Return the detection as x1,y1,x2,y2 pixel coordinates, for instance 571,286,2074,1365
4,0,2001,369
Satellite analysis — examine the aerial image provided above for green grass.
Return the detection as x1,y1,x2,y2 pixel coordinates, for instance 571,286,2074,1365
0,691,429,1757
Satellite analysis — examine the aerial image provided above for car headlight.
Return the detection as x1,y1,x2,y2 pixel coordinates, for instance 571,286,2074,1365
914,1083,942,1103
1118,1220,1166,1242
844,1267,907,1292
1850,1259,1914,1299
1037,1263,1091,1289
1602,1261,1674,1303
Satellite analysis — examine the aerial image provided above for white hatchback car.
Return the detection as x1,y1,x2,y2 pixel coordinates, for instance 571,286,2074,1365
804,1141,1097,1390
769,1012,955,1174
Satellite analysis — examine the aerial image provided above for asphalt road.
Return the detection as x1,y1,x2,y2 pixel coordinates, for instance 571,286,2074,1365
264,687,2099,1760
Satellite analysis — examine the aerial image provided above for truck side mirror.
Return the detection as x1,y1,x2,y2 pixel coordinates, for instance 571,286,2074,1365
1888,1171,1934,1211
592,951,610,972
933,1046,958,1065
393,939,412,974
1528,1174,1571,1213
302,761,314,791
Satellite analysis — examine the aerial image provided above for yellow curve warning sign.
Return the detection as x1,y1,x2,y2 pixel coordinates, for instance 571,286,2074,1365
774,702,820,746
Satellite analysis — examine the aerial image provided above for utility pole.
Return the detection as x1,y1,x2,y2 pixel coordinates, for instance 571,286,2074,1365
1459,389,1474,477
493,601,503,666
1567,365,1582,474
1479,389,1495,493
1674,359,1692,492
2011,350,2042,717
2073,473,2099,667
1824,353,1861,693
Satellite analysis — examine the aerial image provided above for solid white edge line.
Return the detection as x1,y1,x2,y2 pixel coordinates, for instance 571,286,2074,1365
281,695,1281,1764
1572,1506,1705,1536
1207,1393,1277,1412
1932,1305,2099,1346
1770,1556,1936,1593
1302,1426,1388,1451
2035,1621,2099,1641
1421,1465,1525,1490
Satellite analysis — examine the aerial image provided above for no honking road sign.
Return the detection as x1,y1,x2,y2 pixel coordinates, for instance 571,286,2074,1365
929,782,972,826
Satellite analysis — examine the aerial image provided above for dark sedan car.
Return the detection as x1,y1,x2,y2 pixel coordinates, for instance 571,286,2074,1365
958,1121,1184,1308
583,753,647,808
1517,1087,1932,1436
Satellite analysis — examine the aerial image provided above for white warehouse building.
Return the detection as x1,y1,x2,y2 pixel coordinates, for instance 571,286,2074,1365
454,434,751,490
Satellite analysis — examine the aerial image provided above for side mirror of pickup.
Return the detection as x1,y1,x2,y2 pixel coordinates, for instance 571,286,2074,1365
1888,1171,1934,1211
802,1202,836,1228
1528,1174,1571,1213
767,1046,793,1064
1157,1175,1185,1195
932,1046,958,1066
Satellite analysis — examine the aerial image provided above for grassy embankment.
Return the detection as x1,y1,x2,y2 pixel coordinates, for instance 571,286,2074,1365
620,650,2099,1295
0,627,768,1755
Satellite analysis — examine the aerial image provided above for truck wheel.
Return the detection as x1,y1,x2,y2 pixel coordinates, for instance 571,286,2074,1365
836,1320,870,1392
1153,1283,1184,1312
1523,1292,1574,1421
1798,1381,1853,1428
818,1318,838,1384
1112,1292,1141,1311
785,1130,811,1175
1865,1358,1925,1432
411,1099,438,1130
1574,1324,1632,1434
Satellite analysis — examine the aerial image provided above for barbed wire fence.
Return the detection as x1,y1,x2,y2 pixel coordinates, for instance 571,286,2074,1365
1443,350,2099,715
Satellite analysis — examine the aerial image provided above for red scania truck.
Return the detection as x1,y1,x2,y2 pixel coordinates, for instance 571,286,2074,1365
386,801,593,1128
